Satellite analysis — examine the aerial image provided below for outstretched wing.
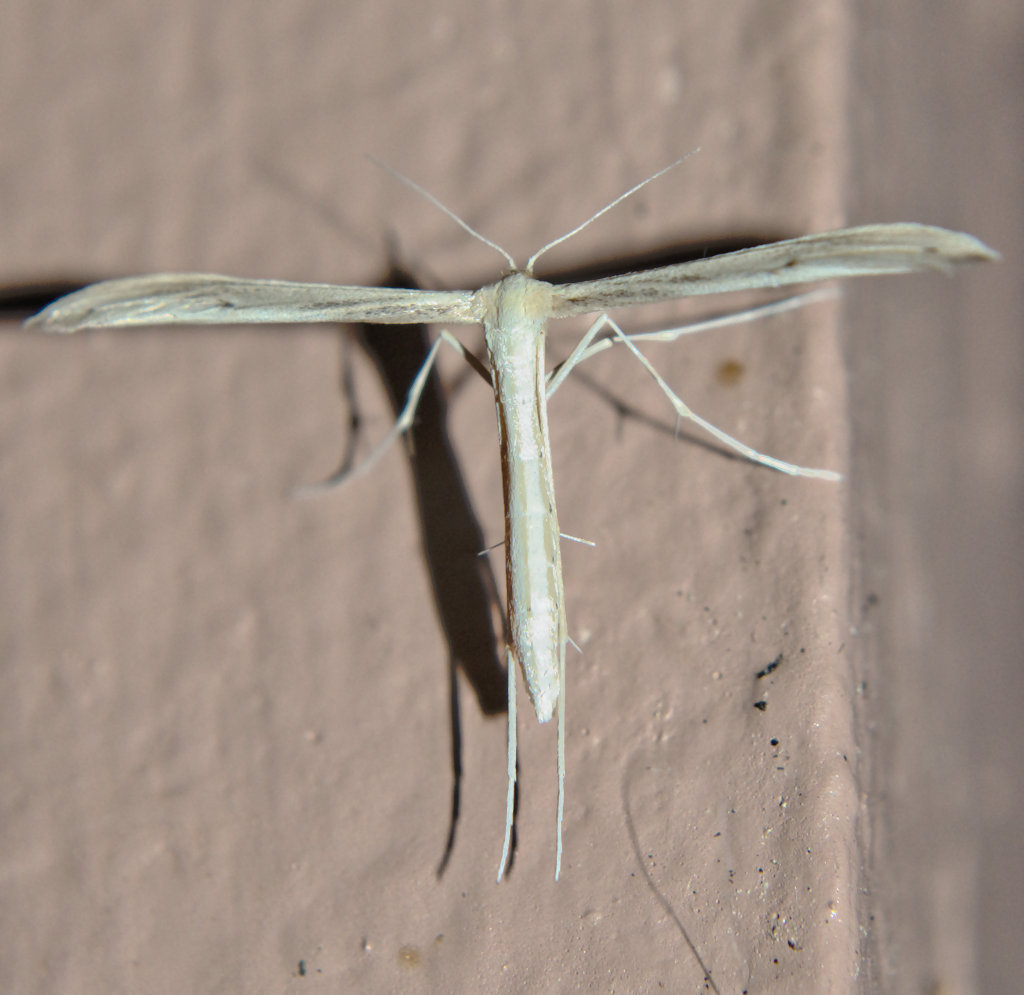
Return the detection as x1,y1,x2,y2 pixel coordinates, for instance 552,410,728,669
28,273,481,332
549,224,998,317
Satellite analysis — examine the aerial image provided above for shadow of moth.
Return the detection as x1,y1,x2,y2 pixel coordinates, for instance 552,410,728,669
28,162,997,881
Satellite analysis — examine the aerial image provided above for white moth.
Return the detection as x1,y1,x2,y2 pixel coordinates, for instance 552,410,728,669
28,163,997,881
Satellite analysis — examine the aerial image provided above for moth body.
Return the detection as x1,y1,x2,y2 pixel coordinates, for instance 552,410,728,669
480,273,565,724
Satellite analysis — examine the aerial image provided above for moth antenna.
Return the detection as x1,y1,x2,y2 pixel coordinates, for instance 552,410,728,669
525,150,700,273
369,156,517,271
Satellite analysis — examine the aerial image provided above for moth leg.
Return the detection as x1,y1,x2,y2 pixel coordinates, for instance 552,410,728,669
546,290,835,395
296,330,481,494
546,308,619,399
497,643,518,883
560,313,841,480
